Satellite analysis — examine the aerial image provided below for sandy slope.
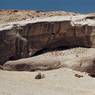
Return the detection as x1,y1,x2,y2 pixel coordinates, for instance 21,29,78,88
0,68,95,95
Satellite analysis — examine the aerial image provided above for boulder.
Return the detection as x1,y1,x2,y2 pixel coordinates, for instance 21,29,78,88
3,48,95,75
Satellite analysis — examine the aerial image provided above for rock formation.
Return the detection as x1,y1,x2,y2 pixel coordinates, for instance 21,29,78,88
0,13,95,64
1,10,95,95
2,48,95,76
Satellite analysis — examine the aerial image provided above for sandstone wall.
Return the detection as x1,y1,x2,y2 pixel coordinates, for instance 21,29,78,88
0,20,95,64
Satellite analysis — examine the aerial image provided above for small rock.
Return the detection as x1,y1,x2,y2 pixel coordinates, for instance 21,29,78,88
35,73,45,79
0,65,3,70
75,74,83,78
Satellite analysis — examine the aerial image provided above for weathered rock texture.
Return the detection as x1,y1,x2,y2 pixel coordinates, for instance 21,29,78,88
2,48,95,76
0,13,95,64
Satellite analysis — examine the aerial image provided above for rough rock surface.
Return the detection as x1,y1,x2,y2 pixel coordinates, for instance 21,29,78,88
2,48,95,75
0,11,95,64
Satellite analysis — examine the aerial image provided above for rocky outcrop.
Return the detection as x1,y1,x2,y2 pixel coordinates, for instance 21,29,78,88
0,14,95,64
3,55,62,71
2,48,95,76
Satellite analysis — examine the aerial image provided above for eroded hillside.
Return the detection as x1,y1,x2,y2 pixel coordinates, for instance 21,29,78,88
0,10,95,95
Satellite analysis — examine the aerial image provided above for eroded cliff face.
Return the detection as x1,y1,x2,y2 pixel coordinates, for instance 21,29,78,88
0,14,95,64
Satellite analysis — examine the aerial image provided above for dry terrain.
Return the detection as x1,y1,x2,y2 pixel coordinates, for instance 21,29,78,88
0,10,76,24
0,10,95,95
0,68,95,95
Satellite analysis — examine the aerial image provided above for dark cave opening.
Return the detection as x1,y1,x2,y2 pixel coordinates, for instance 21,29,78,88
9,56,17,61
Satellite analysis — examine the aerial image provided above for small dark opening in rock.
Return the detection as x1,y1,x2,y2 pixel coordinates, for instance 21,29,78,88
33,48,49,56
9,56,17,61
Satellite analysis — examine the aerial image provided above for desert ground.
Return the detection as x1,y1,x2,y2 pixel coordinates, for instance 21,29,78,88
0,68,95,95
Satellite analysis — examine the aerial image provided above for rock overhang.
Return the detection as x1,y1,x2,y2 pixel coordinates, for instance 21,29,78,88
0,13,95,64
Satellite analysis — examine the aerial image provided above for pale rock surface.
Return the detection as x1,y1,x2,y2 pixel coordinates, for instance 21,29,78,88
3,48,95,76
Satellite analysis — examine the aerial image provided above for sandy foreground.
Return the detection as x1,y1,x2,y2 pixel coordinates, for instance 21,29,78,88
0,68,95,95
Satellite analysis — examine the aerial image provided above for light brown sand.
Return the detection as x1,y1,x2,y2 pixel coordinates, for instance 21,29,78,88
0,68,95,95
